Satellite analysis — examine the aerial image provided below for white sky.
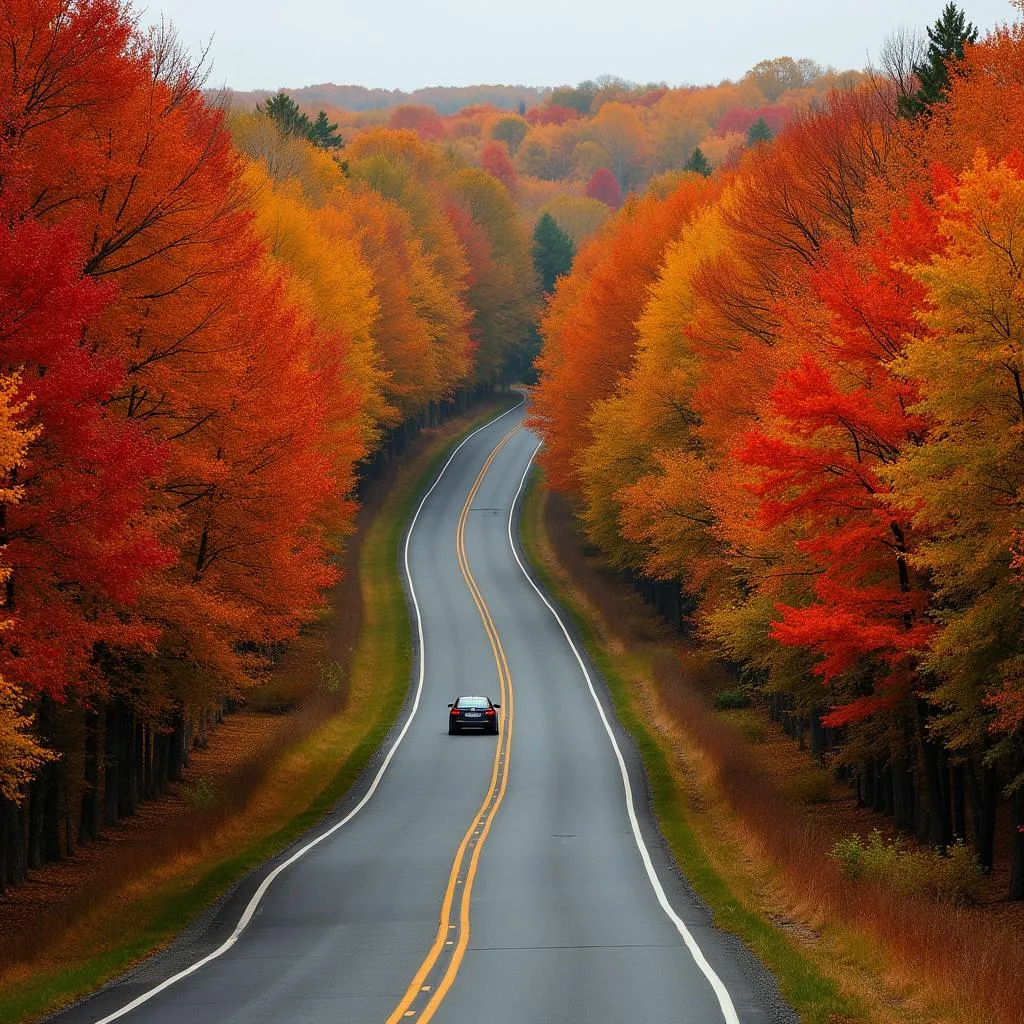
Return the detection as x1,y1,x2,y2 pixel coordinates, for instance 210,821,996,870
142,0,1019,93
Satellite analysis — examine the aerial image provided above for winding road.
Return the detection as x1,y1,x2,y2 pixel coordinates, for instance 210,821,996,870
51,401,792,1024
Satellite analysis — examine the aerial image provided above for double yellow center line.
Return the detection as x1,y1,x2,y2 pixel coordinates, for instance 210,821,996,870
385,423,520,1024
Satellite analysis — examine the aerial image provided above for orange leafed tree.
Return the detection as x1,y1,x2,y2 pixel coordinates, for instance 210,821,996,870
530,26,1024,892
346,128,475,398
3,0,360,733
531,176,715,497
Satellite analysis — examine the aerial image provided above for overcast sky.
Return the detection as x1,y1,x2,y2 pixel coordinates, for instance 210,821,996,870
143,0,1018,93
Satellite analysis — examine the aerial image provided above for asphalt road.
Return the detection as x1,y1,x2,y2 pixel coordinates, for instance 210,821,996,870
51,402,793,1024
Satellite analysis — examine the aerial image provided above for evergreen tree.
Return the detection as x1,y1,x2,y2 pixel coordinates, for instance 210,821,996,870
746,117,773,146
309,110,343,149
684,146,712,177
532,212,575,295
899,3,979,118
257,91,313,140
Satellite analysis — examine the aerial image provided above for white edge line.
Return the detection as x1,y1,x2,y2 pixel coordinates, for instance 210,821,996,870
506,439,741,1024
91,397,526,1024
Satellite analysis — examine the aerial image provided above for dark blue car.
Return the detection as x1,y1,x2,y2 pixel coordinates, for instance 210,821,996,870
447,695,500,735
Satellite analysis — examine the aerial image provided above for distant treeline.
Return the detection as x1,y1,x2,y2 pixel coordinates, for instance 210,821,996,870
222,83,549,114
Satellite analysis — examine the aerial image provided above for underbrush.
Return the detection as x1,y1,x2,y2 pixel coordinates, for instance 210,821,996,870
787,770,833,806
831,831,985,906
711,687,750,710
246,658,346,714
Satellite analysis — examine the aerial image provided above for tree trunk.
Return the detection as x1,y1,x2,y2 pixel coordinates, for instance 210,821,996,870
131,716,144,811
118,704,140,817
103,701,120,826
892,756,915,832
1011,779,1024,901
921,739,944,847
951,764,966,842
26,774,44,870
810,713,825,760
143,724,154,799
937,745,953,848
169,713,185,783
0,798,8,893
881,762,894,816
863,759,876,809
42,759,61,862
155,730,169,794
64,790,74,859
79,708,101,843
872,760,886,813
0,796,28,891
967,757,997,873
34,695,63,863
917,702,951,848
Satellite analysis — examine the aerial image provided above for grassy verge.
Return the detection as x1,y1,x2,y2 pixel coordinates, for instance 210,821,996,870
1,395,518,1024
518,472,868,1024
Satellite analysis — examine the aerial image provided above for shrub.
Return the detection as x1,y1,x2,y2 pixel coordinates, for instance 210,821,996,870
246,678,305,715
739,716,768,744
830,830,984,906
712,687,750,710
789,770,832,804
319,661,345,694
185,778,216,809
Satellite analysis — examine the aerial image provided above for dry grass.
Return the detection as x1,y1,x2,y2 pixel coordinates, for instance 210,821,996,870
538,487,1024,1024
0,609,355,975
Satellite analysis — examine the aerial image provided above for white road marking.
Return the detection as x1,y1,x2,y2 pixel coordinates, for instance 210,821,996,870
88,398,525,1024
506,439,742,1024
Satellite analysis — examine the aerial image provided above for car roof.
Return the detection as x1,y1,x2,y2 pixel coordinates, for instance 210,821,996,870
455,695,491,703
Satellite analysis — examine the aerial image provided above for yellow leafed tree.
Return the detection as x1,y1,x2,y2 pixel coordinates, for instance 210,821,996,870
0,373,50,800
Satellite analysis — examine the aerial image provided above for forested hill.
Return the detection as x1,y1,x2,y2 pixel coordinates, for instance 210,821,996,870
223,82,548,114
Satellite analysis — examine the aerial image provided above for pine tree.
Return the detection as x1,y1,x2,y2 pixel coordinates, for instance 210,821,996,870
684,147,712,176
746,117,773,146
309,110,342,149
899,3,979,118
532,212,575,294
257,91,313,139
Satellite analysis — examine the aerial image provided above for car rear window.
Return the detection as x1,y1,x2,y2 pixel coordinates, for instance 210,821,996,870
457,697,489,708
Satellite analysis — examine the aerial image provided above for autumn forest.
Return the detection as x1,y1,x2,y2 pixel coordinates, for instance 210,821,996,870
532,4,1024,905
4,0,1024,1018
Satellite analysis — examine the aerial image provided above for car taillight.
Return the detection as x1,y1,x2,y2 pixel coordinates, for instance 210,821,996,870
484,708,496,716
450,707,459,715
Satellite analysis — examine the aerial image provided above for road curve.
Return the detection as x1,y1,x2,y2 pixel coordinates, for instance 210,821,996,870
50,402,793,1024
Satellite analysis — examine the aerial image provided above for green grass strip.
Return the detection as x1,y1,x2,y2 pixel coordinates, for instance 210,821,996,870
518,472,866,1024
2,394,519,1024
